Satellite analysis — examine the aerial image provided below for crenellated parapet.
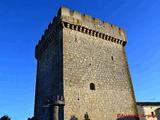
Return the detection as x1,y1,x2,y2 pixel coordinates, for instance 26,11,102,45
35,16,61,59
35,7,127,59
59,7,127,42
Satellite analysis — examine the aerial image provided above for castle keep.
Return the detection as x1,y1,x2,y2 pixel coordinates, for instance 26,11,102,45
34,7,138,120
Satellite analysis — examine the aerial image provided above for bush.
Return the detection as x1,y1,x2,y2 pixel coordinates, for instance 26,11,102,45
0,115,11,120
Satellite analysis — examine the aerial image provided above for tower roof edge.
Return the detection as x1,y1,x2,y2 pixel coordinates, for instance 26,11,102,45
57,6,127,42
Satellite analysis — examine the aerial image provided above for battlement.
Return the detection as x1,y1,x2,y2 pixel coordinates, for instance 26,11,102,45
35,7,127,59
58,7,127,42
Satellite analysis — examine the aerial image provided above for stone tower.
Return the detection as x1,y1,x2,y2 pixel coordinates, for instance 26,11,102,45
34,7,138,120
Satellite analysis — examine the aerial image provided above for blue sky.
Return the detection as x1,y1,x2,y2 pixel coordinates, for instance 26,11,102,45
0,0,160,119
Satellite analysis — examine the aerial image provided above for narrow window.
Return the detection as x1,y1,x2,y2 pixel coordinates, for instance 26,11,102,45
90,83,95,90
111,56,114,61
151,112,154,116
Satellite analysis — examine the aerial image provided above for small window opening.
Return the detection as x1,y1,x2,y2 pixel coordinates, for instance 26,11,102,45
151,112,154,116
90,83,95,90
111,56,114,61
75,38,77,42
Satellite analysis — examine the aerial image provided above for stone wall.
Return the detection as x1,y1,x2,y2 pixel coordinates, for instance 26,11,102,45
34,29,64,120
63,28,137,120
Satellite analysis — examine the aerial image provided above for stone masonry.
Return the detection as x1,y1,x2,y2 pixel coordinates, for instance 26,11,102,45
34,7,138,120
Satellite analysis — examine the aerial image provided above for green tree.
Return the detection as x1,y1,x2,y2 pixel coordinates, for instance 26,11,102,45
0,115,11,120
27,116,35,120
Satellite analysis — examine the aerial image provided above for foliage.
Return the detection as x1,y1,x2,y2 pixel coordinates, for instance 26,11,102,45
0,115,11,120
27,116,35,120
